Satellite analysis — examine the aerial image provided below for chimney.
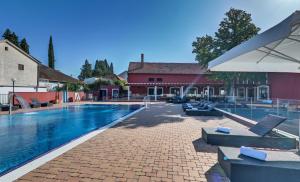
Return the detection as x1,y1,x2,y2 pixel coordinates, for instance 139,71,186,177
141,53,144,67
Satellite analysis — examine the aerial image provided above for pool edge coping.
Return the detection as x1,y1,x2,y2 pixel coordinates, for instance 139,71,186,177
0,106,145,182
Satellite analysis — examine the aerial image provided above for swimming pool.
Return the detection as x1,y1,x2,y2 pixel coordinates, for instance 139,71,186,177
219,106,299,136
0,104,142,175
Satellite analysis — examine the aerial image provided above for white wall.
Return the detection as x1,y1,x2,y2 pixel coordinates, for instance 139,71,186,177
0,41,38,87
0,86,47,95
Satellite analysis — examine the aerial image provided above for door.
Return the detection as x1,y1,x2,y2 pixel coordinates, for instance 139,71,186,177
246,87,256,101
112,89,119,99
99,89,107,101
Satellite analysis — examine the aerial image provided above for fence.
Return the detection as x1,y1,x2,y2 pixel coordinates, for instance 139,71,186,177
0,94,9,104
216,96,300,139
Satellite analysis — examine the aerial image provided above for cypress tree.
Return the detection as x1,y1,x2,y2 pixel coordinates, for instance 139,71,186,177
48,36,55,69
109,62,114,74
20,38,30,54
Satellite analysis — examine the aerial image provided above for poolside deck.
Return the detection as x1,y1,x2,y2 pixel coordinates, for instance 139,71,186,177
16,103,247,182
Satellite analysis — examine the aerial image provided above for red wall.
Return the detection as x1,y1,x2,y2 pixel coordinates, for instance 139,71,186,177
269,73,300,100
128,73,222,84
14,91,85,104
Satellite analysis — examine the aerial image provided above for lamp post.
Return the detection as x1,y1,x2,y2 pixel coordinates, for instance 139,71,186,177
11,78,16,106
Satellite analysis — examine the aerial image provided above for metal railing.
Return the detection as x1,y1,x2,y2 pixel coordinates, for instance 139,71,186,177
143,96,151,108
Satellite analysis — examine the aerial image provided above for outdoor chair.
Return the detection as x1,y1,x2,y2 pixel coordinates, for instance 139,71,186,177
218,146,300,182
31,98,53,107
202,114,297,149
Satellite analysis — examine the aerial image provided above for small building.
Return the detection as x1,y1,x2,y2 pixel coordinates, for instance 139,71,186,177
84,76,121,101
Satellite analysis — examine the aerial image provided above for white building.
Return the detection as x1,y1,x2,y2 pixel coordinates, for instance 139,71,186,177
0,39,79,96
0,39,47,95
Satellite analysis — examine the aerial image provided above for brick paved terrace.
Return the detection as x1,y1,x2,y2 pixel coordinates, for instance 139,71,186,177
17,103,248,182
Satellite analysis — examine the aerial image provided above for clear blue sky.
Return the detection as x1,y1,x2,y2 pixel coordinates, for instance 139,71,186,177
1,0,299,77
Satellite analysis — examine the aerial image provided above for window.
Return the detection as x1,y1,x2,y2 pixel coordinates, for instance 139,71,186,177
156,78,163,82
257,85,269,100
219,87,226,96
170,87,180,96
148,78,155,82
186,87,198,95
203,87,214,96
237,87,245,99
148,87,163,96
5,46,8,51
18,64,24,70
157,88,163,95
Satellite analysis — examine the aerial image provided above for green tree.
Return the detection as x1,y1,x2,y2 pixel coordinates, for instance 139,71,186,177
78,59,93,80
19,38,30,54
48,36,55,69
2,29,12,40
192,8,265,93
109,62,114,74
2,29,19,46
192,35,217,68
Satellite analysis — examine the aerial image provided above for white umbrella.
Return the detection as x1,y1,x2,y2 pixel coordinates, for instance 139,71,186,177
208,11,300,73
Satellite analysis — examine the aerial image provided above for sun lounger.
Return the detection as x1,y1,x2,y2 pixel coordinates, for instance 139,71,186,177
31,98,53,107
218,146,300,182
202,114,297,149
0,104,18,111
171,96,190,104
185,104,223,116
182,101,206,111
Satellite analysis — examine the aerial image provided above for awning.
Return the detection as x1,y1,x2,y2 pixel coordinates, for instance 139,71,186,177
208,11,300,73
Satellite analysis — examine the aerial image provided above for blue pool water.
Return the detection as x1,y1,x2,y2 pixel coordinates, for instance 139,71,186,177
220,106,299,136
0,104,141,175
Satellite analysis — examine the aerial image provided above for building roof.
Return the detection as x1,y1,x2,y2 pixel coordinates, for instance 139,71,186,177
39,64,79,84
128,62,207,74
0,39,40,64
118,71,128,80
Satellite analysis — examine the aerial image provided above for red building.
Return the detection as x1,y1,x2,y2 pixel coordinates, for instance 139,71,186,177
268,73,300,100
127,54,279,101
127,54,224,100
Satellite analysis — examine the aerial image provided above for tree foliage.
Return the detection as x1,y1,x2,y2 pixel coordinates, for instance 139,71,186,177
2,28,30,53
109,62,114,73
48,36,55,69
78,59,93,80
92,59,114,77
192,8,266,87
19,38,30,54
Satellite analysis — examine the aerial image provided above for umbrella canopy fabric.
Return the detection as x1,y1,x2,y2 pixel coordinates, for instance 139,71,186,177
208,11,300,73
